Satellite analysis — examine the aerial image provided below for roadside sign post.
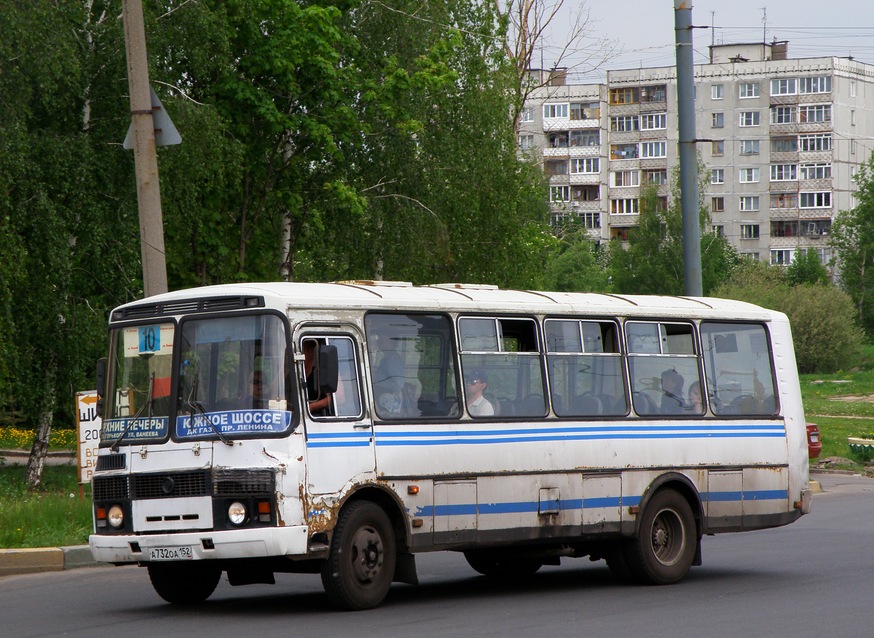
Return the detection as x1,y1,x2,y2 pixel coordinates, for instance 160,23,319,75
75,392,101,498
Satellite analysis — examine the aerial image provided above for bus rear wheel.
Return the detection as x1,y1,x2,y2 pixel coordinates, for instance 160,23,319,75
463,550,543,578
624,489,697,585
147,563,221,604
321,501,397,610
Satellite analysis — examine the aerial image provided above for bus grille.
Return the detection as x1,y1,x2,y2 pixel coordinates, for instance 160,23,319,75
95,454,126,471
214,470,275,495
132,470,210,499
93,476,129,500
93,469,275,501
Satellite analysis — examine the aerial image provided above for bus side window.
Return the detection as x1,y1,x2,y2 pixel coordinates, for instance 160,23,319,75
301,335,363,419
701,322,778,416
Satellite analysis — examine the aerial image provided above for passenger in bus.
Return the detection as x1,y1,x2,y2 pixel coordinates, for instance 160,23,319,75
303,340,332,416
465,370,495,417
687,381,704,414
660,369,687,415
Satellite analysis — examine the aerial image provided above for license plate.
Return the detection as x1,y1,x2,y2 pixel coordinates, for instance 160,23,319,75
149,546,193,561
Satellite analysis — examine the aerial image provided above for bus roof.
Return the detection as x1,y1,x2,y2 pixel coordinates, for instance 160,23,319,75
111,281,782,323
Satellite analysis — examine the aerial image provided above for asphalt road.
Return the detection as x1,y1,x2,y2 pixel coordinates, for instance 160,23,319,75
1,473,872,638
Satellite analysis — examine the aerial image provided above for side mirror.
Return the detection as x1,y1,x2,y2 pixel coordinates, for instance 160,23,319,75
95,357,107,417
318,345,339,394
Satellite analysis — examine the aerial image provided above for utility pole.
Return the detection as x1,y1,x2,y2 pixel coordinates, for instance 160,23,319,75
674,1,703,296
122,0,168,297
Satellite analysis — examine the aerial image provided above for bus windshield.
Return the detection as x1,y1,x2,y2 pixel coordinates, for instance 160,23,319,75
102,323,175,445
175,313,293,440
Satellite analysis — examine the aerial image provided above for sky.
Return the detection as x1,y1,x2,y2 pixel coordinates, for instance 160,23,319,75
542,1,874,82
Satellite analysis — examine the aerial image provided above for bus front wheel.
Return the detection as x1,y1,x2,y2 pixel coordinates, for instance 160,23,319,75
624,489,697,585
147,563,221,604
321,501,397,610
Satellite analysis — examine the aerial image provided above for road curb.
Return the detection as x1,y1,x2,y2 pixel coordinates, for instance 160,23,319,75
0,546,100,577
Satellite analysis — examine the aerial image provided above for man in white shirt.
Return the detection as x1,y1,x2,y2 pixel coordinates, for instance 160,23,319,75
465,369,495,417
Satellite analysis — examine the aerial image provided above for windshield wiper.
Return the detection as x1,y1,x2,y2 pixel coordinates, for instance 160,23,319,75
183,377,233,446
110,373,155,452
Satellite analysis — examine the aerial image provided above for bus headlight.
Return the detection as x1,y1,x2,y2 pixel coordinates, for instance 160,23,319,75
108,505,124,529
228,502,247,526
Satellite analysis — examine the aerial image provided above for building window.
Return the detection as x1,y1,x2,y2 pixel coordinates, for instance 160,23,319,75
712,225,725,237
851,81,857,98
770,193,797,209
545,160,568,176
739,111,760,127
711,140,724,156
770,106,795,125
800,163,832,180
518,134,535,150
640,113,667,130
800,191,832,208
739,139,760,155
769,164,797,181
570,158,600,174
644,169,668,185
610,143,638,160
611,115,639,132
570,102,600,120
571,185,600,201
640,85,667,102
711,84,724,100
740,196,760,211
711,168,725,185
770,78,797,96
570,130,600,147
799,134,831,152
711,197,725,213
580,212,600,228
547,133,568,148
740,224,760,240
771,249,793,266
739,82,759,98
640,141,667,158
799,76,831,94
550,186,570,202
521,107,534,123
711,112,724,128
609,87,639,105
799,104,831,123
739,167,760,183
611,170,640,187
611,198,639,214
543,103,569,119
771,136,798,153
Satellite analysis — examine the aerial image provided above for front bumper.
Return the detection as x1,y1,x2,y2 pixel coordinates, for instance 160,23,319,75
89,525,310,564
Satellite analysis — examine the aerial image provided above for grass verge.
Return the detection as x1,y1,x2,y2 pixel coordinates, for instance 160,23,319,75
0,465,92,548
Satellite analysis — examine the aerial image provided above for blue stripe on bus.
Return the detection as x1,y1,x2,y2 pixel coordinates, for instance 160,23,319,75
305,424,786,448
413,490,787,518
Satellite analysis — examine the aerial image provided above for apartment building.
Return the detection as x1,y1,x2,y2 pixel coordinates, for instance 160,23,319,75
520,42,874,267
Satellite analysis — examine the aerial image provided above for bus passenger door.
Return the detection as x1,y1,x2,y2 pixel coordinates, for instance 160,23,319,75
299,333,374,496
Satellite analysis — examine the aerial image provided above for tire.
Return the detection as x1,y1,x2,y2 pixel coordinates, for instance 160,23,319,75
624,489,697,585
147,563,221,604
463,550,543,578
321,501,397,610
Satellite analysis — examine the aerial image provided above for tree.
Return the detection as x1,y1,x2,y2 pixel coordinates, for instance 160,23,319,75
830,153,874,337
786,248,830,286
608,164,737,296
493,0,616,132
539,219,611,292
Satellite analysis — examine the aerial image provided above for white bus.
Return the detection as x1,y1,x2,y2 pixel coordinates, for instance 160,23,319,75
89,281,812,610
